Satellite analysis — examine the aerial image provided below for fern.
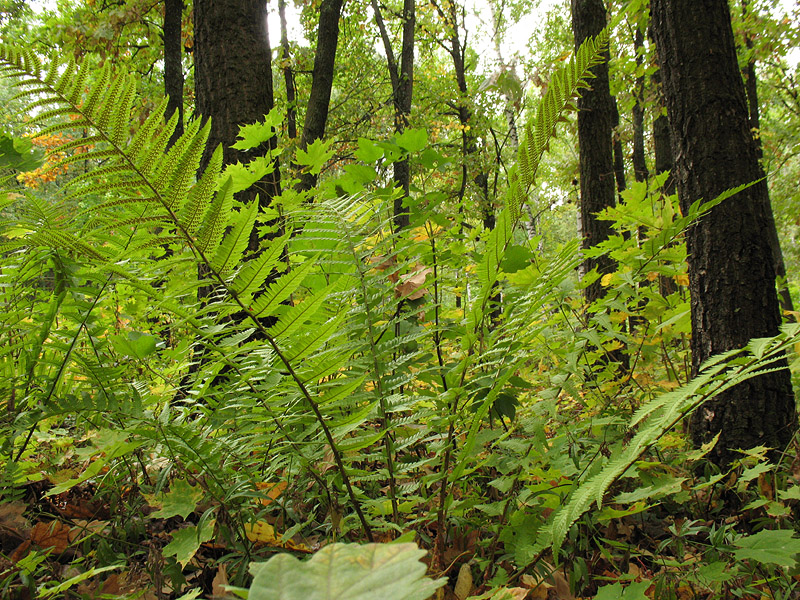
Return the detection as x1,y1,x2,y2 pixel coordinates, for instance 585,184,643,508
538,324,800,559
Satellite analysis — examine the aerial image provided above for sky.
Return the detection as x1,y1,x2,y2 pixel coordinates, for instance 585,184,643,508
25,0,799,68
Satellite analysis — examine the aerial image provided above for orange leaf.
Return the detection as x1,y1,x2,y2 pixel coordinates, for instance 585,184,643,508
255,481,288,506
30,520,73,553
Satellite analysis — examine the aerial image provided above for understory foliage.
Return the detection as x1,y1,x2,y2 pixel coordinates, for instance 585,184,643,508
1,34,800,600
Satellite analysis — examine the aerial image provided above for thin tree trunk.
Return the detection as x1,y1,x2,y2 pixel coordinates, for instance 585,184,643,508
740,0,794,315
371,0,415,230
297,0,344,192
651,0,796,466
163,0,184,148
571,0,618,305
279,0,297,140
632,26,649,183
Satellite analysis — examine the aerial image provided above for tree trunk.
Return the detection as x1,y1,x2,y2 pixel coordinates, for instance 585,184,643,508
740,0,794,315
651,0,796,466
194,0,280,252
632,26,649,183
297,0,344,192
279,0,298,140
371,0,415,230
163,0,184,148
571,0,617,306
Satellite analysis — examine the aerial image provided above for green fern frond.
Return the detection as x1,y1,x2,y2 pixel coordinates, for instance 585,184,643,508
210,198,259,275
249,258,317,318
540,327,800,559
231,229,291,298
196,176,235,254
159,120,209,210
180,143,222,235
268,277,343,342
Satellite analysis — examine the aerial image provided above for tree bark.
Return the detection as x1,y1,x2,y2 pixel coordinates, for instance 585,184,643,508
279,0,298,140
194,0,279,249
163,0,184,148
571,0,617,306
631,26,649,183
371,0,415,230
651,0,796,466
297,0,344,192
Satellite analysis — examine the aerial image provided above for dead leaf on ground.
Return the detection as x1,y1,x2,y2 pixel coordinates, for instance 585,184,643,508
30,520,73,553
255,481,287,506
211,564,229,598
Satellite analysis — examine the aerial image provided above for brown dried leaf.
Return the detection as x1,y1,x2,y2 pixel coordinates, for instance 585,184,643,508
30,520,73,553
396,265,432,300
211,564,229,598
454,563,472,600
255,481,288,506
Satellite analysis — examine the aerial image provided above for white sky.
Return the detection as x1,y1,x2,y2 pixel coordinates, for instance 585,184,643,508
26,0,798,67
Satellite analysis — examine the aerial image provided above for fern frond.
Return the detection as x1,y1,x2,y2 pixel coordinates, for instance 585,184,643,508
231,229,292,298
268,277,343,342
540,327,800,559
196,176,235,254
210,198,259,275
249,258,317,318
180,143,222,235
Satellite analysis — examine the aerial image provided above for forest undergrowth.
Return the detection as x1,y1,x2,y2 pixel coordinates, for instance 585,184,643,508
1,34,800,600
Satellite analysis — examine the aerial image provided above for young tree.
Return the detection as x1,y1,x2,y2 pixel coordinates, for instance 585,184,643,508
651,0,796,466
371,0,416,230
163,0,184,148
297,0,345,192
571,0,618,305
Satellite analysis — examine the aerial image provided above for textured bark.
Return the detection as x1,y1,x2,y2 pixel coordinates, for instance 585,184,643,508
651,0,796,466
194,0,279,253
297,0,344,192
279,0,297,140
571,0,617,305
163,0,184,148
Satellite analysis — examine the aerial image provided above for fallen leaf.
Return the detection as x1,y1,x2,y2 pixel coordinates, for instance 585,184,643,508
454,563,472,600
255,481,287,506
30,520,73,553
0,502,30,542
211,564,228,598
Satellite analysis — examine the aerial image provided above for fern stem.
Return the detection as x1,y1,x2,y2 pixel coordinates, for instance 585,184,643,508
342,228,400,525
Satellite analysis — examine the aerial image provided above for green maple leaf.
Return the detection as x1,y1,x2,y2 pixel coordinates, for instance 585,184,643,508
163,519,216,568
733,529,800,568
296,138,334,175
150,479,203,520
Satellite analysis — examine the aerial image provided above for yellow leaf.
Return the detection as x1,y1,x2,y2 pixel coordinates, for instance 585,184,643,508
600,272,615,287
244,521,278,544
255,481,287,507
675,273,689,287
646,271,659,282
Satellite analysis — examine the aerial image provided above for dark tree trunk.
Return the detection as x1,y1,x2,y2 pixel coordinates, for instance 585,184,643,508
163,0,184,148
297,0,344,192
632,26,649,183
371,0,415,230
571,0,617,306
651,0,796,466
194,0,279,249
279,0,298,140
740,0,794,315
